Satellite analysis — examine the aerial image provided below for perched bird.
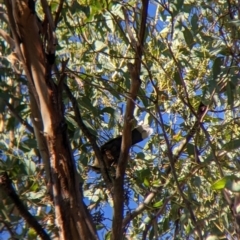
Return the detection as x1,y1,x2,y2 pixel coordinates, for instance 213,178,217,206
90,124,153,171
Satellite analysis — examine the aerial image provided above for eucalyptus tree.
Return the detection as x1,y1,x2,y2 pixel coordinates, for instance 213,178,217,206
0,0,240,239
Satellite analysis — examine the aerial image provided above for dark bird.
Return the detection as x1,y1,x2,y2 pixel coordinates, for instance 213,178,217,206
90,124,153,171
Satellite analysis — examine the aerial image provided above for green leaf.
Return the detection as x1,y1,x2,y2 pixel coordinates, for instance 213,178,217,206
183,26,194,49
143,178,150,187
191,13,198,32
23,159,36,175
224,139,240,151
82,120,97,137
25,188,46,200
65,114,78,131
211,176,234,190
111,3,123,19
104,14,115,33
105,231,111,240
185,222,191,234
136,152,145,159
152,179,161,188
163,218,169,232
50,2,58,12
28,228,37,239
176,0,184,10
92,40,107,52
78,4,90,17
192,176,202,187
174,71,182,85
22,138,37,149
79,96,99,115
206,235,219,240
212,57,224,80
30,182,39,192
187,143,195,156
153,200,163,208
170,0,184,16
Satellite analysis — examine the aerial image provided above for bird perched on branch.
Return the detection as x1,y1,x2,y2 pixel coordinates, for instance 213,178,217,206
90,124,153,172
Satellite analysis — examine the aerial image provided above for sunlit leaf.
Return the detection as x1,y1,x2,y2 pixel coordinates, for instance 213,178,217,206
23,159,36,175
153,200,163,208
28,228,37,239
93,40,108,52
143,178,150,187
211,176,234,190
206,235,219,240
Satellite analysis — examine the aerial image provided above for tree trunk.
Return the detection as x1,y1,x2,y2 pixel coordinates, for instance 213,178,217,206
5,1,98,239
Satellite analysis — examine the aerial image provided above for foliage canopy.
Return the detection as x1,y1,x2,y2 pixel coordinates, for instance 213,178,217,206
0,0,240,239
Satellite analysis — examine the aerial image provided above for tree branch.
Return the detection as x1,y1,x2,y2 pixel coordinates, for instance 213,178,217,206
0,219,17,239
112,1,149,238
155,102,206,240
63,83,113,190
122,191,156,229
54,0,64,28
0,172,51,240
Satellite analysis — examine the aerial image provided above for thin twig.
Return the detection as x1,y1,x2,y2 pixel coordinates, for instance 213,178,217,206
4,100,34,133
54,0,64,27
122,191,156,229
156,103,206,239
142,196,172,240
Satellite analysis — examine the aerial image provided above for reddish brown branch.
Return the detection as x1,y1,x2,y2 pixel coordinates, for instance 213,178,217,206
112,1,149,238
0,172,51,240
